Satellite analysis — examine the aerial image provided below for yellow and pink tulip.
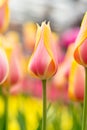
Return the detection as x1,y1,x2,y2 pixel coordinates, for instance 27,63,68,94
28,22,58,79
0,36,22,87
74,12,87,67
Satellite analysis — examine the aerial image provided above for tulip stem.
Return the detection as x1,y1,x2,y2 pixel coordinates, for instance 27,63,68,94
82,68,87,130
42,80,47,130
3,94,8,130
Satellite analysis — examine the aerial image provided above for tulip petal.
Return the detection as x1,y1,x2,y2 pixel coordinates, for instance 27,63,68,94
9,56,22,84
79,39,87,66
74,64,84,100
68,60,84,101
0,4,5,27
75,12,87,47
43,22,58,70
0,0,9,33
28,37,51,79
0,48,9,84
28,22,58,79
68,61,78,100
74,12,87,65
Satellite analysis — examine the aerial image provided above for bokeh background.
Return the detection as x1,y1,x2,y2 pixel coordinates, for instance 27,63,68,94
0,0,86,130
9,0,87,32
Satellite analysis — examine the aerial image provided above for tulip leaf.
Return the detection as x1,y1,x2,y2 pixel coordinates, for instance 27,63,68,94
17,111,26,130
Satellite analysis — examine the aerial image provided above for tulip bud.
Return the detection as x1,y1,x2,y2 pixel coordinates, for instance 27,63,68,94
28,22,58,79
74,12,87,67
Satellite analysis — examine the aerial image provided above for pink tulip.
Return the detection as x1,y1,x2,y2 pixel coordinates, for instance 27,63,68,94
10,76,42,97
61,27,79,47
53,44,75,89
0,48,9,84
28,22,58,79
0,36,23,86
9,54,22,85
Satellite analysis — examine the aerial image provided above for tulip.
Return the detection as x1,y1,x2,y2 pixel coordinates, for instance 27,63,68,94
74,12,87,66
68,60,84,101
23,22,37,52
52,32,64,64
5,31,20,44
47,80,68,102
28,21,58,130
0,36,22,86
0,0,10,33
73,12,87,130
0,47,9,84
53,44,75,89
28,22,58,80
61,27,79,48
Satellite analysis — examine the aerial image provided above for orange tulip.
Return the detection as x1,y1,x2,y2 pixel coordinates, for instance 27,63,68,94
0,0,10,33
74,12,87,67
0,47,8,84
28,22,58,79
68,60,84,101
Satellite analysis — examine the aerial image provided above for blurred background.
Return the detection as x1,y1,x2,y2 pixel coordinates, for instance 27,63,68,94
9,0,87,32
0,0,86,130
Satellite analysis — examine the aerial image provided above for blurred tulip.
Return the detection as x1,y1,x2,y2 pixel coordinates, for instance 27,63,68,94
0,0,10,33
0,47,9,84
53,44,75,89
47,80,68,102
5,31,20,44
28,22,58,79
61,27,79,48
74,12,87,67
10,76,42,97
9,54,22,85
68,60,84,101
22,22,37,52
5,31,23,62
0,36,22,86
52,32,65,64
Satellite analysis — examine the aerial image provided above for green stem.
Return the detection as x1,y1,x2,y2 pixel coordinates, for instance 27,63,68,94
3,94,8,130
82,68,87,130
42,80,47,130
0,87,8,130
